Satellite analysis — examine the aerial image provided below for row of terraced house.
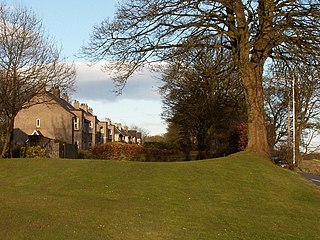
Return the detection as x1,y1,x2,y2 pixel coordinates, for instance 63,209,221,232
13,87,142,158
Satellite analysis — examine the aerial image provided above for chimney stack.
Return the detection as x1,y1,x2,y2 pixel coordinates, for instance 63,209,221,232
80,103,88,112
50,86,60,97
62,93,69,102
73,100,80,109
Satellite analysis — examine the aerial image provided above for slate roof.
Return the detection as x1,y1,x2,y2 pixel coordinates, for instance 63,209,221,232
46,91,75,113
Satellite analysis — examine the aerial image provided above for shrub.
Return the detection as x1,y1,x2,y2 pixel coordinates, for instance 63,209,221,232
91,143,144,161
143,147,182,162
143,141,180,150
78,150,93,159
271,144,293,162
89,142,183,162
12,145,24,158
21,146,46,158
236,123,248,151
143,142,183,162
124,144,144,161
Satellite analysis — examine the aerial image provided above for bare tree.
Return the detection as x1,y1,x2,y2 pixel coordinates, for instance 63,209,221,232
0,4,76,158
263,75,291,149
129,124,150,140
265,61,320,165
82,0,320,155
293,64,320,165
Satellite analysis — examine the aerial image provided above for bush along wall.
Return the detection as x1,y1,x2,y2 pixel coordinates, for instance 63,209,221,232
91,143,144,161
20,146,46,158
142,142,183,162
89,142,184,162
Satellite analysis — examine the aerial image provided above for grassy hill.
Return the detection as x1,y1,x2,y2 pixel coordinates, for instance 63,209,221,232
0,152,319,240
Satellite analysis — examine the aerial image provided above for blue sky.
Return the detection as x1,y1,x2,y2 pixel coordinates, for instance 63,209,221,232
9,0,119,59
6,0,167,135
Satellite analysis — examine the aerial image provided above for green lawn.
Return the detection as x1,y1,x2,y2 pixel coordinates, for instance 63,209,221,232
0,152,319,240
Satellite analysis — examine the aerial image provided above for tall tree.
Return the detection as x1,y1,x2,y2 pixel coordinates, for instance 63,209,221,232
160,40,245,158
83,0,320,155
0,4,76,158
294,66,320,162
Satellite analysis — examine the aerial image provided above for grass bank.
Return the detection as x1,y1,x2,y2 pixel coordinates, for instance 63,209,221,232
0,152,319,239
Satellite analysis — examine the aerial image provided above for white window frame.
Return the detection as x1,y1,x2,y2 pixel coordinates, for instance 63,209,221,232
74,117,80,130
36,119,41,128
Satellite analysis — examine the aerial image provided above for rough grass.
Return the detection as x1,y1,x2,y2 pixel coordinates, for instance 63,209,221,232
0,152,319,240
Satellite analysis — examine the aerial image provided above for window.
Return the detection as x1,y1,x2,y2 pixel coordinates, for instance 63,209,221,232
74,117,79,130
89,122,93,133
36,119,41,128
108,129,112,140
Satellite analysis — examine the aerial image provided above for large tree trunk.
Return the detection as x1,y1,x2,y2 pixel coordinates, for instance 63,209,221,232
242,64,270,155
1,116,15,158
196,133,208,160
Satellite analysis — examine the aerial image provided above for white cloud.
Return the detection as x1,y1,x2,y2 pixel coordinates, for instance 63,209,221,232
80,99,167,135
74,62,162,102
73,61,167,135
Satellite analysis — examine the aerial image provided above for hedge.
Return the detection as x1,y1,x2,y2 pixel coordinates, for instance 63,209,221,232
89,142,183,162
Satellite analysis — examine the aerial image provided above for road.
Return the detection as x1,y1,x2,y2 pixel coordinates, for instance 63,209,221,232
299,172,320,186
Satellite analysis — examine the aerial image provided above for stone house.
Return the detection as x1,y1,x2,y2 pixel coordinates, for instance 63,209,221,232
14,88,108,157
14,88,142,158
72,101,108,150
108,121,142,144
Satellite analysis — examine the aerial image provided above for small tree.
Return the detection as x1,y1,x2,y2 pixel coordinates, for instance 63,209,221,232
0,4,76,158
